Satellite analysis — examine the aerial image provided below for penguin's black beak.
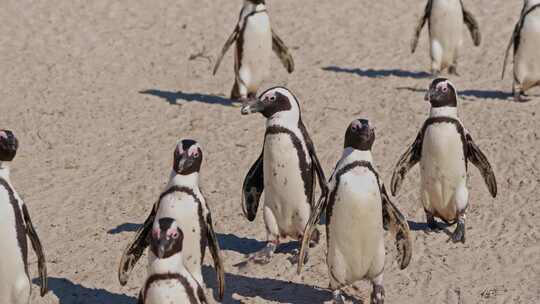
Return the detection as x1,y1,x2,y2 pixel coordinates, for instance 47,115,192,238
176,153,195,172
157,239,167,259
241,98,265,115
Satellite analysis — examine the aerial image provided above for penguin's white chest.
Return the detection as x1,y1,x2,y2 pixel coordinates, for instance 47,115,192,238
327,169,385,283
420,124,467,220
237,12,272,91
144,278,195,304
430,0,464,62
515,10,540,87
263,133,311,237
154,194,204,282
0,191,31,303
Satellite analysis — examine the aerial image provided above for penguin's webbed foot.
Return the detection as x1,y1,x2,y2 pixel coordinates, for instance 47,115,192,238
451,220,466,244
370,284,385,304
333,289,346,304
288,248,309,265
246,241,277,265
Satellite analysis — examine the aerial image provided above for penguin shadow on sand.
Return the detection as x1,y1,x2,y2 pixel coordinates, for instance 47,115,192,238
202,266,335,304
139,89,235,107
322,66,431,79
396,86,517,102
215,233,301,257
33,277,136,304
107,222,141,234
407,220,459,240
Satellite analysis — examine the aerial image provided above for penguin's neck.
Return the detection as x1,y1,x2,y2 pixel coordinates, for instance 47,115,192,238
150,252,184,274
266,110,300,129
429,106,458,118
340,147,373,164
167,171,199,189
0,162,11,181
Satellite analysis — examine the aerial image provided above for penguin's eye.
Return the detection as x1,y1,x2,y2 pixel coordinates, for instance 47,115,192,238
171,232,178,239
269,95,276,102
441,86,448,93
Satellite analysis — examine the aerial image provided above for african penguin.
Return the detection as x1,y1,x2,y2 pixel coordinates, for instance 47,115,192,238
240,87,328,264
297,119,412,304
502,0,540,102
138,218,208,304
0,130,48,303
411,0,481,75
119,139,224,300
213,0,295,102
391,78,497,243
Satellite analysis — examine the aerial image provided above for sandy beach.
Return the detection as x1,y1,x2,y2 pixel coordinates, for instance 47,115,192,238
1,0,539,303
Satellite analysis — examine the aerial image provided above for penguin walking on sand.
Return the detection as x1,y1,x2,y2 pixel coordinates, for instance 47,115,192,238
139,217,208,304
297,119,412,304
411,0,481,75
0,130,48,303
502,0,540,102
240,87,328,264
213,0,294,103
391,78,497,243
119,139,225,301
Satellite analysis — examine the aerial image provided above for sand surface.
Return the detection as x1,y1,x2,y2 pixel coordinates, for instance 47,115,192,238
1,0,539,303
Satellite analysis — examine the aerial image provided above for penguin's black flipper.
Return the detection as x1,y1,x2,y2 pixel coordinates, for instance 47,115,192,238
391,128,424,196
204,212,225,300
241,148,264,221
271,29,295,73
22,204,48,297
295,122,328,275
380,185,413,270
297,187,328,275
461,2,481,46
411,0,433,53
118,203,157,285
299,121,328,210
465,133,498,198
213,25,240,75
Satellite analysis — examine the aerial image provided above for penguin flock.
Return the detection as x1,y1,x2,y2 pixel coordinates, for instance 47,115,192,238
3,0,539,303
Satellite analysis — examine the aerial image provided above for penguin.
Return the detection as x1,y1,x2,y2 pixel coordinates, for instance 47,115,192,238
501,0,540,102
391,78,497,243
139,217,208,304
118,139,225,301
0,130,48,303
411,0,482,75
240,87,328,264
213,0,294,102
297,119,412,304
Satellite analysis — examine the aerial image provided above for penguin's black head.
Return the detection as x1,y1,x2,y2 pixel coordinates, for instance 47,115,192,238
150,217,184,259
425,78,457,108
241,87,297,119
0,130,18,162
344,119,375,151
247,0,266,4
173,139,203,175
